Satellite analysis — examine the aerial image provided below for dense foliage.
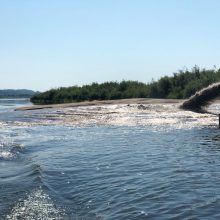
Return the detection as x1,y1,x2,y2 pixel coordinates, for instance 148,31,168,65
0,89,37,98
31,66,220,104
31,81,149,104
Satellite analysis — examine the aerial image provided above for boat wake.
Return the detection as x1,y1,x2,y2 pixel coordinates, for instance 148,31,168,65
0,141,24,160
5,189,64,220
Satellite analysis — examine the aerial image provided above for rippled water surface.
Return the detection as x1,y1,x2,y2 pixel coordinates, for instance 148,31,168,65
1,100,220,219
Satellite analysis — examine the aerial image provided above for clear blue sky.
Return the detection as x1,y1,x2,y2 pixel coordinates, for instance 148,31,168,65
0,0,220,91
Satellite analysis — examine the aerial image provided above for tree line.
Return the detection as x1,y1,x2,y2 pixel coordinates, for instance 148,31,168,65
31,66,220,104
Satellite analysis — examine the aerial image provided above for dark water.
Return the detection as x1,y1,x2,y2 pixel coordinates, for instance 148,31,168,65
1,100,220,219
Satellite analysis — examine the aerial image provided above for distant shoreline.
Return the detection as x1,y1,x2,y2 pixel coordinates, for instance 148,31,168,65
16,98,183,111
0,98,30,100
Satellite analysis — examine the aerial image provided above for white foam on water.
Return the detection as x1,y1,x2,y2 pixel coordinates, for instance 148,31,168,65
0,140,25,160
6,189,64,220
4,103,220,130
62,104,219,129
0,150,14,159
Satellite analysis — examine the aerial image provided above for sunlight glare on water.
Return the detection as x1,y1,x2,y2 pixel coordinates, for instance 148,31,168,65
1,100,220,219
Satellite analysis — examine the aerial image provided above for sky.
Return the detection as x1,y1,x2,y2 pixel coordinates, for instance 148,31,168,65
0,0,220,91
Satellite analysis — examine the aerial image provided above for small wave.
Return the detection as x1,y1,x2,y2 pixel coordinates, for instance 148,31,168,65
0,142,24,160
0,151,14,159
6,189,64,220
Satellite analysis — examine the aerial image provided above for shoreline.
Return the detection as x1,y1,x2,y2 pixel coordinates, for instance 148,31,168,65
15,98,184,111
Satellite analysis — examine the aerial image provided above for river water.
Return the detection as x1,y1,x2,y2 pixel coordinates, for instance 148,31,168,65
1,99,220,219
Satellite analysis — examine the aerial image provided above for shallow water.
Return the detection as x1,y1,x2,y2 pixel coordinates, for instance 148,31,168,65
1,100,220,219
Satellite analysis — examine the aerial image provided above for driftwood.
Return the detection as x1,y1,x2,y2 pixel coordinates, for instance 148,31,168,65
180,82,220,113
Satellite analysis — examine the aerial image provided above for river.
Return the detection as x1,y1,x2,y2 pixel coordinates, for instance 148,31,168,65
1,99,220,219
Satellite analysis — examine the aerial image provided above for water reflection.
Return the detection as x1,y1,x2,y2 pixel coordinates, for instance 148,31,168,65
2,101,220,219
